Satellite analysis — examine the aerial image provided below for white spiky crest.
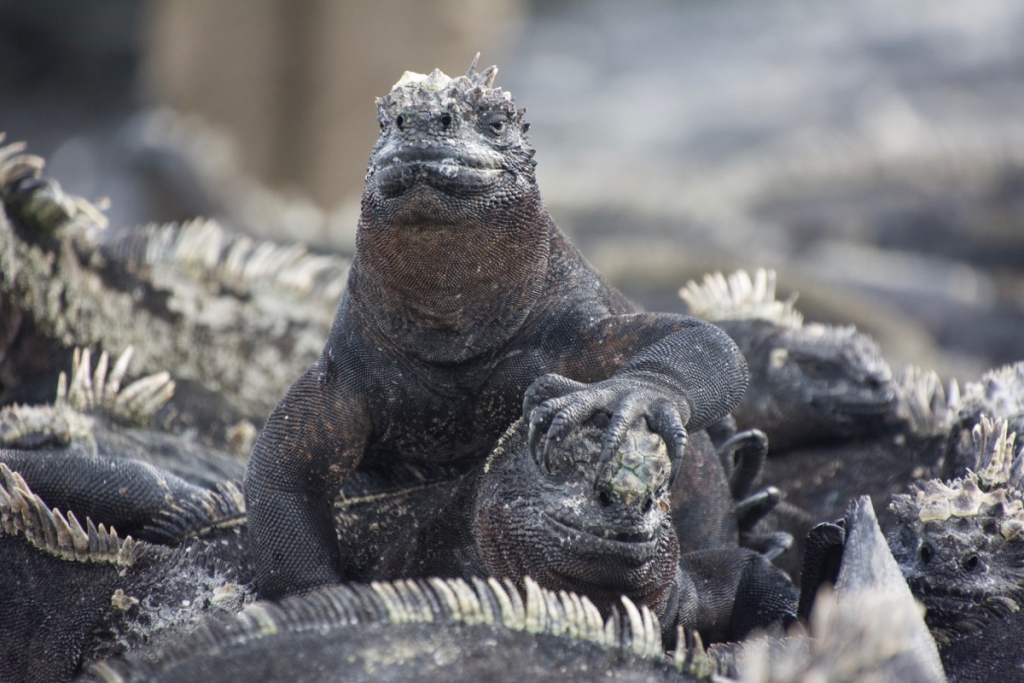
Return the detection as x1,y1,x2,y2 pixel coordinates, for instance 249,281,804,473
894,365,960,435
961,361,1024,422
57,347,175,425
87,575,668,681
0,463,136,567
679,268,803,328
903,417,1024,540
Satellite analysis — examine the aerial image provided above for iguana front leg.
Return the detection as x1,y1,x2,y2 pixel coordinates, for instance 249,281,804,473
523,313,748,484
244,365,371,600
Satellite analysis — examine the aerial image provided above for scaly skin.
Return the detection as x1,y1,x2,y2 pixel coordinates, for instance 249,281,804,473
888,416,1024,647
681,270,899,453
476,416,797,646
244,60,748,599
0,465,251,683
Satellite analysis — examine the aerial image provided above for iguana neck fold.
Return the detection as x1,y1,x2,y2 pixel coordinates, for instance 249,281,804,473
351,198,552,365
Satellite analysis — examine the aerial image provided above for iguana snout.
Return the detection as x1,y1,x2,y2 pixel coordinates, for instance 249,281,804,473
595,420,670,516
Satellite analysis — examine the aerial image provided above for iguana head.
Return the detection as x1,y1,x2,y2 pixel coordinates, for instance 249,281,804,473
353,58,550,364
680,270,897,451
364,56,537,218
888,417,1024,643
730,321,897,451
475,415,679,616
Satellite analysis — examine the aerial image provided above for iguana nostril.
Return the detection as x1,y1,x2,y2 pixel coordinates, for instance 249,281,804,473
598,490,614,508
440,112,453,129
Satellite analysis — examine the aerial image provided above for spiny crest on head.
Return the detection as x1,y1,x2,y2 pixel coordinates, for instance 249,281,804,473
376,54,524,124
892,416,1024,540
679,268,803,329
972,416,1024,491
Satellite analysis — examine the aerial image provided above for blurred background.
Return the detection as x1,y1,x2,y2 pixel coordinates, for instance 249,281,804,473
2,0,1023,381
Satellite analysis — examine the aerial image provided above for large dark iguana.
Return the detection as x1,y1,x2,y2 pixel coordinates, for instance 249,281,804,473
244,59,749,599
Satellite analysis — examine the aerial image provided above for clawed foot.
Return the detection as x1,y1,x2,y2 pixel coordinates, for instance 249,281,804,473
523,373,689,484
797,520,847,620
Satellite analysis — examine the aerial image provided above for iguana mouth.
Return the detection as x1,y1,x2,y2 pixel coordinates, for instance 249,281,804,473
372,145,504,197
542,511,660,563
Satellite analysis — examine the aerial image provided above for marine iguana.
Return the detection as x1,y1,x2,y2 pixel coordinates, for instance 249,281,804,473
244,58,748,599
0,464,252,683
79,577,695,683
680,269,898,453
887,415,1024,679
0,135,348,440
475,415,798,645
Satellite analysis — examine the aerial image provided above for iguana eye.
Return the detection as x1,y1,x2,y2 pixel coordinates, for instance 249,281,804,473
481,112,509,135
962,553,982,572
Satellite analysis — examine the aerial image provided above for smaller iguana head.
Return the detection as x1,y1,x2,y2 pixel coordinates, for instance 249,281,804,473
475,415,679,616
364,56,537,217
730,320,898,451
888,418,1024,643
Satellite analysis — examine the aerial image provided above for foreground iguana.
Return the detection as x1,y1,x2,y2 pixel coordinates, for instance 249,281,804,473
80,577,693,683
244,59,748,599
